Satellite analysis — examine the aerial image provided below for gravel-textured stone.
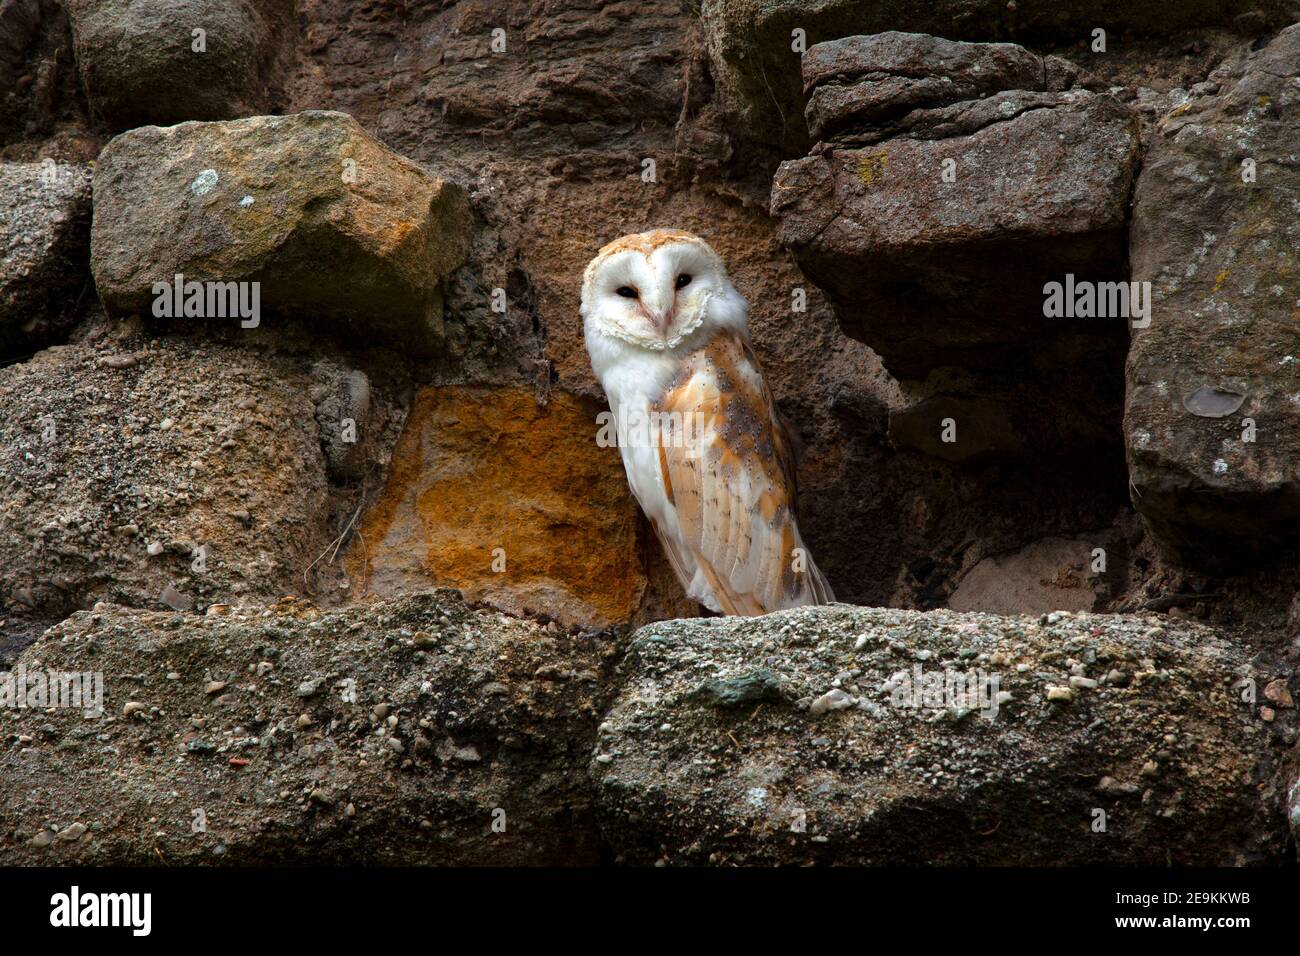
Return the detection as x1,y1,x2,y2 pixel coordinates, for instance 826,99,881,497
593,604,1286,865
0,336,330,615
0,590,621,865
0,161,91,356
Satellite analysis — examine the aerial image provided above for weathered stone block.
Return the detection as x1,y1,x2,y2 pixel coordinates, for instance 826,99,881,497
700,0,1297,152
773,35,1139,378
91,111,471,355
65,0,294,129
802,32,1073,142
0,591,615,864
594,605,1282,864
0,338,330,615
348,386,646,628
948,536,1100,614
0,161,91,356
1124,25,1300,570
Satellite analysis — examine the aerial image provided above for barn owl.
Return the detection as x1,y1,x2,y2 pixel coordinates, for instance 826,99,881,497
581,229,834,616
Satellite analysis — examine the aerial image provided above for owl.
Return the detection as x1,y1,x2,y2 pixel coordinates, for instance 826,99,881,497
581,229,834,616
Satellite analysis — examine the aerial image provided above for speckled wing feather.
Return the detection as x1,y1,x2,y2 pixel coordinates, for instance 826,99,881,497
653,329,834,615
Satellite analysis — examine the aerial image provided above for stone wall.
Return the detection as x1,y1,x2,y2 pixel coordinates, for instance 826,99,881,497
2,0,1298,863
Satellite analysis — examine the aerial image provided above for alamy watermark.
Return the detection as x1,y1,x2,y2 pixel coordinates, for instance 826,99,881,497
50,886,151,936
1043,274,1151,328
887,664,1004,719
0,665,103,718
37,158,93,188
152,272,260,328
596,406,707,455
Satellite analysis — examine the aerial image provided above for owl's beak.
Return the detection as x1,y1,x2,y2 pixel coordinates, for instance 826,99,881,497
644,306,674,337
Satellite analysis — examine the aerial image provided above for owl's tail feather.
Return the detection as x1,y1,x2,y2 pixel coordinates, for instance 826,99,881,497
805,557,836,606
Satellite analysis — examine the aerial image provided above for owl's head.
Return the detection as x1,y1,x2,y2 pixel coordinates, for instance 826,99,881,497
580,230,746,352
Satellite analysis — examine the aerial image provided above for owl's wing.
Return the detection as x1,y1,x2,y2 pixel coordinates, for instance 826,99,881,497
653,329,834,615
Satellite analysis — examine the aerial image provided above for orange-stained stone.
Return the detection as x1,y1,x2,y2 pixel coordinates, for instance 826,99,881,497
348,385,645,627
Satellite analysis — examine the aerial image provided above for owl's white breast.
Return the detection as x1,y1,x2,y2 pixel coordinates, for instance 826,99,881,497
583,317,691,554
584,317,682,411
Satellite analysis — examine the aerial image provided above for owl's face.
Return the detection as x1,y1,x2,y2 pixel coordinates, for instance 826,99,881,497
581,231,737,351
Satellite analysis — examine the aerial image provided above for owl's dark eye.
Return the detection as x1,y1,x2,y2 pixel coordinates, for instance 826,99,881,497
616,286,638,298
675,273,692,290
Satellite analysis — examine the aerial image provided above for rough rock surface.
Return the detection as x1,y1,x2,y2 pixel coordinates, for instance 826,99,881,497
65,0,295,130
1125,25,1300,571
4,594,1292,866
310,363,373,485
3,0,1300,867
0,0,87,148
91,110,471,355
948,536,1102,614
0,335,331,616
773,34,1140,377
1288,759,1300,850
699,0,1298,151
0,160,91,356
0,591,620,865
0,0,45,122
274,0,1137,616
593,604,1288,865
771,31,1136,560
888,394,1024,463
349,386,646,628
802,32,1076,142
